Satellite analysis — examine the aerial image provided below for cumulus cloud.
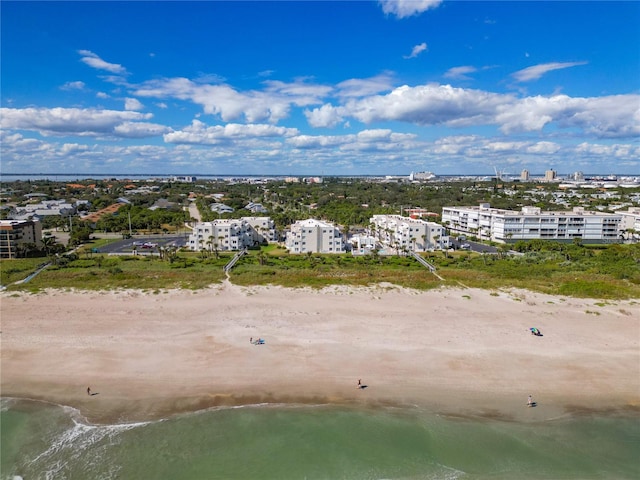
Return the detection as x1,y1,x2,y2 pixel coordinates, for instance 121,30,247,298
124,98,144,111
133,77,318,123
78,50,128,75
379,0,443,19
286,129,417,154
60,143,89,154
0,107,165,138
512,61,588,82
304,104,346,128
164,120,298,144
404,42,428,59
303,82,639,139
575,142,639,159
338,84,510,126
495,93,640,136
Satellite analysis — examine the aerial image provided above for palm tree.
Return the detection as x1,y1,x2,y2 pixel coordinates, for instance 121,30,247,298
41,235,56,256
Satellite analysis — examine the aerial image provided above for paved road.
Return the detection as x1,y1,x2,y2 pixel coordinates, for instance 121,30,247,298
96,234,189,254
188,203,202,222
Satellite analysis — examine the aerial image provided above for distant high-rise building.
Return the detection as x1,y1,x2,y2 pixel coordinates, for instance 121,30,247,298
544,169,557,182
520,169,530,181
573,171,585,181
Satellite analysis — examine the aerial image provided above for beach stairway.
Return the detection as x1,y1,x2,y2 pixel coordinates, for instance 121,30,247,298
409,251,436,271
223,248,247,272
409,252,444,280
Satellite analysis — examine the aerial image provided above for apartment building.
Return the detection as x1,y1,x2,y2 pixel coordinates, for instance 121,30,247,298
369,215,448,251
616,207,640,239
188,217,276,252
0,219,43,258
284,219,345,254
441,204,622,244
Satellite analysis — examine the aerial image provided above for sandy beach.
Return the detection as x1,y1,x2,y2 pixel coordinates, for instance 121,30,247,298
2,282,639,424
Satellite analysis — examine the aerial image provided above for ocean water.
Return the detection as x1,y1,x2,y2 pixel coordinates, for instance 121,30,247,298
1,398,639,480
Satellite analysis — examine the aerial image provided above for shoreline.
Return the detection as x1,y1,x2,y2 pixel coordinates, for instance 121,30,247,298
2,284,639,424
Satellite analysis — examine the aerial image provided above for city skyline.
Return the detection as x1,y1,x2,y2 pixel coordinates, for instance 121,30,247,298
1,1,639,176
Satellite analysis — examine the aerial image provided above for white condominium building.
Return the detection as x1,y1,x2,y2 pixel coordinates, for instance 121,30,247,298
441,204,622,244
0,219,43,258
188,217,276,252
616,207,640,239
369,215,448,251
284,219,345,254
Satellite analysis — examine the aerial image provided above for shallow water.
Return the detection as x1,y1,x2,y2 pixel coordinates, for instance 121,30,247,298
2,398,639,480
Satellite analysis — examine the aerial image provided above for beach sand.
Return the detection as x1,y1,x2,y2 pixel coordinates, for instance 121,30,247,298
2,282,639,424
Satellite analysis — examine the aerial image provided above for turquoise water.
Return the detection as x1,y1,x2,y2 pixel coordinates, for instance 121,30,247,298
2,398,639,480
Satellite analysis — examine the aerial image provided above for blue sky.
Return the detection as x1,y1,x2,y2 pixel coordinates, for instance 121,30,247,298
1,0,639,176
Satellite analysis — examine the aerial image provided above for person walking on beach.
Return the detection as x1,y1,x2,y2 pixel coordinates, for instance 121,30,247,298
357,379,361,388
527,395,533,407
87,387,91,396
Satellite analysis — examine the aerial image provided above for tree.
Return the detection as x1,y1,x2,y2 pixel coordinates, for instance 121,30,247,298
41,234,57,256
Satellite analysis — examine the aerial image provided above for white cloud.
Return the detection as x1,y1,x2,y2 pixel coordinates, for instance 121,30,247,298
287,134,352,148
304,104,345,128
526,141,561,154
379,0,443,19
575,142,638,158
0,107,162,138
512,61,588,82
134,77,310,123
304,82,639,139
495,93,640,137
60,143,89,154
262,78,332,105
404,42,428,59
114,122,171,138
339,84,509,126
78,50,128,75
124,98,144,111
335,73,395,98
444,66,477,80
164,120,298,145
60,81,86,91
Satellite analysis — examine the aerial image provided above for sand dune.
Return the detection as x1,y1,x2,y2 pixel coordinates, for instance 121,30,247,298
2,283,639,424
